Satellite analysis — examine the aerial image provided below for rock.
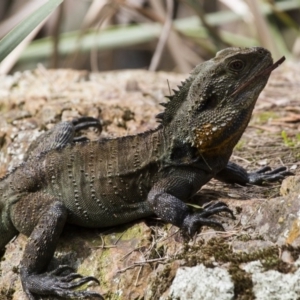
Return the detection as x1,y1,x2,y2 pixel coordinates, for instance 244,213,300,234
168,264,234,300
1,67,300,299
243,260,300,300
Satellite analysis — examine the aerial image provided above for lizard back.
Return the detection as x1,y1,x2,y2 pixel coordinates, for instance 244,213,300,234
39,128,164,227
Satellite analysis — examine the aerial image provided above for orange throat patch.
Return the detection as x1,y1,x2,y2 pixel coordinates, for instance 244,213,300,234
193,122,239,155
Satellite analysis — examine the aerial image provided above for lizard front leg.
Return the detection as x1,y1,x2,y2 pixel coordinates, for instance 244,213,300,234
215,161,293,185
11,196,102,299
147,171,234,236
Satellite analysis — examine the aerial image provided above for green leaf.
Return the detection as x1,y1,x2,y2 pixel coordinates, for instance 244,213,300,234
0,0,64,62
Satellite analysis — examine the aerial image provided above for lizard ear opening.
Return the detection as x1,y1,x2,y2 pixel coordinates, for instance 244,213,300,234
197,94,219,112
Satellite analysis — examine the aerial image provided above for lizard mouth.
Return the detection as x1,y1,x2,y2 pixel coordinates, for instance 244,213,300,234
230,56,285,97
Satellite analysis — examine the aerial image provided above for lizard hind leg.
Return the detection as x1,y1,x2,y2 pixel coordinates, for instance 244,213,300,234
72,116,102,134
12,197,103,299
24,116,101,160
72,116,102,143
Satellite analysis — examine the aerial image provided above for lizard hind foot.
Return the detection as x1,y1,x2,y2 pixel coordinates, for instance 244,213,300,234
21,265,103,300
72,116,102,134
182,201,234,237
72,116,102,143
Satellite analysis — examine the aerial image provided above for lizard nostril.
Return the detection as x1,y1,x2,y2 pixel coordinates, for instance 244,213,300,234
257,48,266,55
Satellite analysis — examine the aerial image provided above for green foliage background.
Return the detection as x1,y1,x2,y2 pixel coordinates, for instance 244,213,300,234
0,0,299,73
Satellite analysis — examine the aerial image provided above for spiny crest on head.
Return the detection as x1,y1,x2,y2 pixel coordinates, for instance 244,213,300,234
155,77,194,125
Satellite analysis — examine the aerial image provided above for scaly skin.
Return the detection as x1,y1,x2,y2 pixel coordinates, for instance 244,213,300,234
0,47,291,299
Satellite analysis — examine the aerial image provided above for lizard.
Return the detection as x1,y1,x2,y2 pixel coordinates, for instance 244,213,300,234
0,47,291,299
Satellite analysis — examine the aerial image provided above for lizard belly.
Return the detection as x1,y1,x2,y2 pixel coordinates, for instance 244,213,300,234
65,195,153,228
60,174,155,228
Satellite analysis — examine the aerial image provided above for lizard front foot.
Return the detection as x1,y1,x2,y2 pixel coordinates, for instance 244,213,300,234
21,265,103,300
248,166,293,185
182,201,235,236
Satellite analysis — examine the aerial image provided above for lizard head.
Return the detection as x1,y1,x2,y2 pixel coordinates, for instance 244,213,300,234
188,47,277,113
159,47,284,155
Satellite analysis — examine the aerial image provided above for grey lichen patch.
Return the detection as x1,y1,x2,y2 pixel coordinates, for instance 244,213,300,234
243,260,300,299
168,264,234,300
173,237,299,299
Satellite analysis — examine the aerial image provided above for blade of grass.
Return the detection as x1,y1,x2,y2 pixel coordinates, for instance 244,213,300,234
246,0,281,57
184,0,230,48
149,0,192,71
266,0,300,33
18,20,256,62
149,0,174,71
50,2,64,68
0,0,48,38
18,0,300,63
0,19,47,74
0,0,64,62
19,24,162,61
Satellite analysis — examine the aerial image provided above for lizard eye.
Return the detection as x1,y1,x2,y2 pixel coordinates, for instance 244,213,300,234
229,60,244,71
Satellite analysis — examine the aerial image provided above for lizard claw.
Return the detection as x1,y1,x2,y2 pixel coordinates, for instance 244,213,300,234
72,116,102,143
202,201,236,220
182,201,234,236
72,116,102,133
49,264,74,276
21,265,103,299
248,166,293,185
